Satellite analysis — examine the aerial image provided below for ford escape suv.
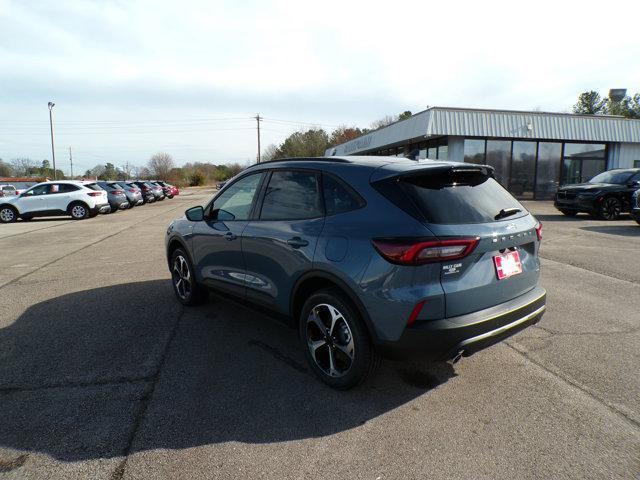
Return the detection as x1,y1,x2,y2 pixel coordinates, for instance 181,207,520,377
165,157,546,389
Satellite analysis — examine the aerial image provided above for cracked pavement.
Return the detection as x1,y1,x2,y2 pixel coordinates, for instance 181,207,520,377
0,194,638,479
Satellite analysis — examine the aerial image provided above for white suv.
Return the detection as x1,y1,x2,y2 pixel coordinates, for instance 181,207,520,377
0,181,110,223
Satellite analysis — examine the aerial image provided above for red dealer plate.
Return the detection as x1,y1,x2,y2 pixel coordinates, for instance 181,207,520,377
494,250,523,280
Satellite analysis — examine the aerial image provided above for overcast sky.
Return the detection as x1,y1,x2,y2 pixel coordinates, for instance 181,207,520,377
1,0,638,174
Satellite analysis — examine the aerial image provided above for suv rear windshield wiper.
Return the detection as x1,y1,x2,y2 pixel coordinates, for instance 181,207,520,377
494,208,522,220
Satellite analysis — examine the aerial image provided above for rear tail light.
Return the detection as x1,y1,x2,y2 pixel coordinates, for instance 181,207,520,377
128,188,136,193
113,190,124,195
142,187,149,192
87,192,101,197
535,222,542,241
372,237,479,265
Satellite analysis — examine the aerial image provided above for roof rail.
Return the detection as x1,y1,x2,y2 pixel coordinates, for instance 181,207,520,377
247,157,350,168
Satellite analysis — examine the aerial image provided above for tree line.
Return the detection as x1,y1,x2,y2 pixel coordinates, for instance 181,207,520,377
572,90,640,118
0,153,244,187
262,111,413,161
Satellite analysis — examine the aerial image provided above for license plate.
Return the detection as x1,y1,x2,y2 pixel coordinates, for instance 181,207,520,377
494,250,523,280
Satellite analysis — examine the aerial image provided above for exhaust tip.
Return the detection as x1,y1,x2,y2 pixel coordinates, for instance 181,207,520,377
447,350,464,365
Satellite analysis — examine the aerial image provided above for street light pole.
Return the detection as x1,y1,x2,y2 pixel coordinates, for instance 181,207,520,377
48,102,57,180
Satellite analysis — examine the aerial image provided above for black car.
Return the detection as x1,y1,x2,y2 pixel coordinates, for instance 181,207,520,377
132,181,156,203
554,168,640,220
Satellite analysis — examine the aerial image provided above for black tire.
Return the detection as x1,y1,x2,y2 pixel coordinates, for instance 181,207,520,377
299,288,381,390
0,205,17,223
170,248,206,306
558,208,578,217
68,202,89,220
597,197,622,220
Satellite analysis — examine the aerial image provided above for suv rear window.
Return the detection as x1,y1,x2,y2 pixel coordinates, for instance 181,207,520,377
84,183,102,191
375,168,526,224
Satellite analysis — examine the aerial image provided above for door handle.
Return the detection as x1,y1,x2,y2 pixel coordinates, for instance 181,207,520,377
224,232,237,241
286,237,309,248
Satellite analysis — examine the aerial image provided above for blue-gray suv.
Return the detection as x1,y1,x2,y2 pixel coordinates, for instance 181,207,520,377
165,157,546,389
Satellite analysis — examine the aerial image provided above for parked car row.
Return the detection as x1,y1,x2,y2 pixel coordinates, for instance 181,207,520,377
554,168,640,221
0,180,179,223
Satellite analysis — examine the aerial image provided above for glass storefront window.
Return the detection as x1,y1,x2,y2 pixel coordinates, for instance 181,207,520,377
419,149,427,159
427,148,437,160
510,141,536,199
486,140,511,188
437,146,448,160
561,143,607,184
535,142,562,199
581,159,607,182
564,143,606,159
464,139,485,164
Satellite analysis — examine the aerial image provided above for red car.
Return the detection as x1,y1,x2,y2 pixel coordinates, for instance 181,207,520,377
156,181,179,198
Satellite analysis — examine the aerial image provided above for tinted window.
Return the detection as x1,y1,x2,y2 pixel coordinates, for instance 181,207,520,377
25,184,50,196
377,168,525,224
84,183,102,191
589,170,635,184
51,183,79,193
260,170,321,220
211,172,263,221
322,173,363,215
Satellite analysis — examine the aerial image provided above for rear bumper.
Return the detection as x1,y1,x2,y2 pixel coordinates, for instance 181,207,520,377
376,286,546,361
91,203,111,214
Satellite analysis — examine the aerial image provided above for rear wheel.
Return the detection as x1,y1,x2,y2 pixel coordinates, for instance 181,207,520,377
69,202,89,220
300,288,380,389
558,208,578,217
0,206,17,223
597,197,621,220
171,248,206,306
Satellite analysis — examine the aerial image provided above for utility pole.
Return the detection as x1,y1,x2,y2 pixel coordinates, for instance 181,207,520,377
255,114,262,163
69,146,73,178
48,102,56,180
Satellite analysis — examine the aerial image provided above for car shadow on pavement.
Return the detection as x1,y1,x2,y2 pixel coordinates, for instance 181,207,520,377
580,225,640,237
0,280,455,463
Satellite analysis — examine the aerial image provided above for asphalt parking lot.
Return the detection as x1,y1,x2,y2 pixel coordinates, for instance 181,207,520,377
0,191,638,480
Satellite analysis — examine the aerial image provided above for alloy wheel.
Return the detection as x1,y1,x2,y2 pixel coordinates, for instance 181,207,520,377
601,198,621,220
71,205,86,219
306,303,355,378
172,255,192,301
0,207,15,222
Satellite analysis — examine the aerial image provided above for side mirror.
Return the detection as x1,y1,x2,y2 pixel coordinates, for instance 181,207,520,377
185,206,204,222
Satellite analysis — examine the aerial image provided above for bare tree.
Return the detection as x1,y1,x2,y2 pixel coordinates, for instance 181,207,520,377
148,152,175,180
10,157,36,177
262,144,279,162
227,163,244,177
370,115,396,130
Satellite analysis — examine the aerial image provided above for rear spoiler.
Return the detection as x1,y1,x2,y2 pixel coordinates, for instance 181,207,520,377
370,162,495,183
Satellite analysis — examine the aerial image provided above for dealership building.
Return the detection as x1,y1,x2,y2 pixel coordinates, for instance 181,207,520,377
325,107,640,199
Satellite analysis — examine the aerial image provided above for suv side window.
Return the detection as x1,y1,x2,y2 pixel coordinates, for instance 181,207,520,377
210,172,263,221
24,184,50,196
322,173,365,215
260,170,322,220
51,183,79,194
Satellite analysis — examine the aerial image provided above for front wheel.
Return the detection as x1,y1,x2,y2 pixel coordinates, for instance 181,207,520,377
300,288,380,389
597,197,621,220
170,248,206,306
0,206,17,223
